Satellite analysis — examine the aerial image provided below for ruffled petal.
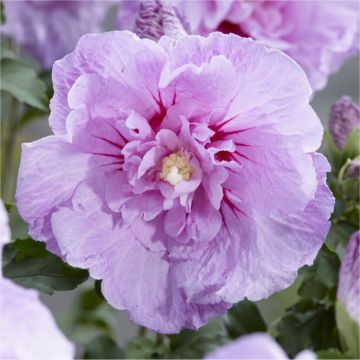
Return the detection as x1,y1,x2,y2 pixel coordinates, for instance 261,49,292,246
16,136,104,252
51,183,120,278
51,31,171,136
218,153,334,302
159,54,238,116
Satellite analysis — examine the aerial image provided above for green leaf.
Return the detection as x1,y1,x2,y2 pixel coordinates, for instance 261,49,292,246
327,172,342,200
332,199,350,221
3,202,13,213
125,335,167,359
342,129,360,160
298,246,340,303
336,301,360,358
225,300,267,339
276,299,340,358
324,131,343,173
167,320,228,359
344,203,360,229
0,1,5,25
94,279,106,301
325,129,360,174
316,349,346,359
338,158,360,201
83,335,124,359
276,246,345,357
2,238,88,294
326,222,357,256
0,42,17,69
1,57,48,110
59,286,118,345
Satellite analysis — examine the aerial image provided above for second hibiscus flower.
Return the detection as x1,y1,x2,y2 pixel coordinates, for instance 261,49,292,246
171,0,360,91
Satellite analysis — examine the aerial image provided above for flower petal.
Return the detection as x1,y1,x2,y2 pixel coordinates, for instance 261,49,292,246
16,136,102,252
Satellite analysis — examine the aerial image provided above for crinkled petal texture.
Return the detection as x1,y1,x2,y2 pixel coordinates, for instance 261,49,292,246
1,0,110,68
172,0,360,91
16,31,334,333
337,231,360,325
0,278,74,359
205,333,315,360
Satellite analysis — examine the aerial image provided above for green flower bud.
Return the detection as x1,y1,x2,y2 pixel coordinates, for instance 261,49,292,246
338,157,360,201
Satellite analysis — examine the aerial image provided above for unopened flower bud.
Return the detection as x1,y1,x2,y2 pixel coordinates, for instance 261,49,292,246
345,159,360,179
328,96,360,149
339,157,360,201
134,0,187,41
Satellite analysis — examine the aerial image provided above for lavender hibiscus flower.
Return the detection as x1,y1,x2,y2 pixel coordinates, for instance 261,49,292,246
16,30,334,333
1,0,110,68
171,0,360,91
205,333,315,360
0,201,74,359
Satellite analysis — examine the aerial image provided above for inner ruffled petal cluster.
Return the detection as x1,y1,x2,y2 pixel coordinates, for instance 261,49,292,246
102,101,237,247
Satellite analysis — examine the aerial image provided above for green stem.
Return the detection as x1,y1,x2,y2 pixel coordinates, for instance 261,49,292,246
138,326,146,336
1,96,18,202
156,333,164,346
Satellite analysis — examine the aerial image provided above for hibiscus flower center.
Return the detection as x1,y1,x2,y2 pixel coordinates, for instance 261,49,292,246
160,151,191,186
